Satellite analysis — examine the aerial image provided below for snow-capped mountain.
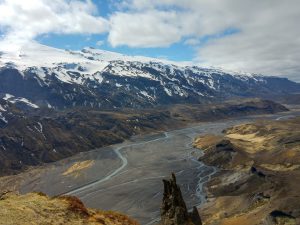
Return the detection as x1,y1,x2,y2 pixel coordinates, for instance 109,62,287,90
0,42,299,109
0,100,9,127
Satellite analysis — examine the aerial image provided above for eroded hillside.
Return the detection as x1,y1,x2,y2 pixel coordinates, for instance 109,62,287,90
194,117,300,225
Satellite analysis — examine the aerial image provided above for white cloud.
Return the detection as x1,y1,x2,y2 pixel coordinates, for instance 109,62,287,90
193,1,300,80
96,40,104,46
108,10,185,48
0,0,109,51
107,0,300,81
184,38,200,46
0,0,299,81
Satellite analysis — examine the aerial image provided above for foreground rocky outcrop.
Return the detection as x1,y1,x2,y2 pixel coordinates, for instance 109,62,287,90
161,173,202,225
0,191,139,225
194,117,300,225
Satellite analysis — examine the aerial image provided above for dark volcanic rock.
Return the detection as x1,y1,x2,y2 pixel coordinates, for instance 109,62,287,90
265,210,296,225
189,207,202,225
160,173,202,225
199,139,236,169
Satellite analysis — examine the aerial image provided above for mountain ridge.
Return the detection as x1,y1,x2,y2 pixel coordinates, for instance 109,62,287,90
1,42,299,110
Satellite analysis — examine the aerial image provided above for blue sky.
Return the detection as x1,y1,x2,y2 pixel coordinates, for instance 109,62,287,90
36,30,238,62
38,0,197,61
36,33,196,61
34,0,239,62
0,0,299,81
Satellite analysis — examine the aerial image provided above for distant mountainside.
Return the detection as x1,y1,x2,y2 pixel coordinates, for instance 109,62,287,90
0,42,299,109
0,98,288,176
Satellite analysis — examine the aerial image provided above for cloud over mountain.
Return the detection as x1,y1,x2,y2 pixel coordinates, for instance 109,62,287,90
0,0,299,81
0,0,108,52
109,0,300,81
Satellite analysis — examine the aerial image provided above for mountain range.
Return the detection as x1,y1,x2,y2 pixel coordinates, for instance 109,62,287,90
0,42,299,110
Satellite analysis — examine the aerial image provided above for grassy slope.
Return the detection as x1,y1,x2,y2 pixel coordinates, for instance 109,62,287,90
0,192,140,225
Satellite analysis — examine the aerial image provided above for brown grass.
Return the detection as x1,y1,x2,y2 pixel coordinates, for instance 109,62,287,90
63,160,94,177
0,192,140,225
58,195,89,216
90,210,140,225
193,134,222,151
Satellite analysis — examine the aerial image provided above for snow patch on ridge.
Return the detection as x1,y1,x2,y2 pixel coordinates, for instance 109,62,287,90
0,41,263,87
0,104,6,112
0,112,7,124
3,94,39,109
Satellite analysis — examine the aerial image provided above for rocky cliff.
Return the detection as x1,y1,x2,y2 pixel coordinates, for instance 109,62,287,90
160,173,202,225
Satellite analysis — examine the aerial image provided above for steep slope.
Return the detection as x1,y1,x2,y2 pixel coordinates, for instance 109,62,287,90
0,105,174,176
194,117,300,225
160,173,202,225
0,192,139,225
1,42,299,109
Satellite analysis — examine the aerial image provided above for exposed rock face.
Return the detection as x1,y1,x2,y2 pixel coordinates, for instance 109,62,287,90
199,139,236,169
161,173,202,225
265,210,297,225
189,207,203,225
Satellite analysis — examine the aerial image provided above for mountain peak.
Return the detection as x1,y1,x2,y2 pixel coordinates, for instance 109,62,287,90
0,41,181,72
1,42,300,110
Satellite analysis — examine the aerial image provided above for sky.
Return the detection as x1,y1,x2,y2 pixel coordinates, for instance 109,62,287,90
0,0,299,82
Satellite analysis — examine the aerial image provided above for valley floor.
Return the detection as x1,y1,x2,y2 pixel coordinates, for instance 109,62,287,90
1,109,300,224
